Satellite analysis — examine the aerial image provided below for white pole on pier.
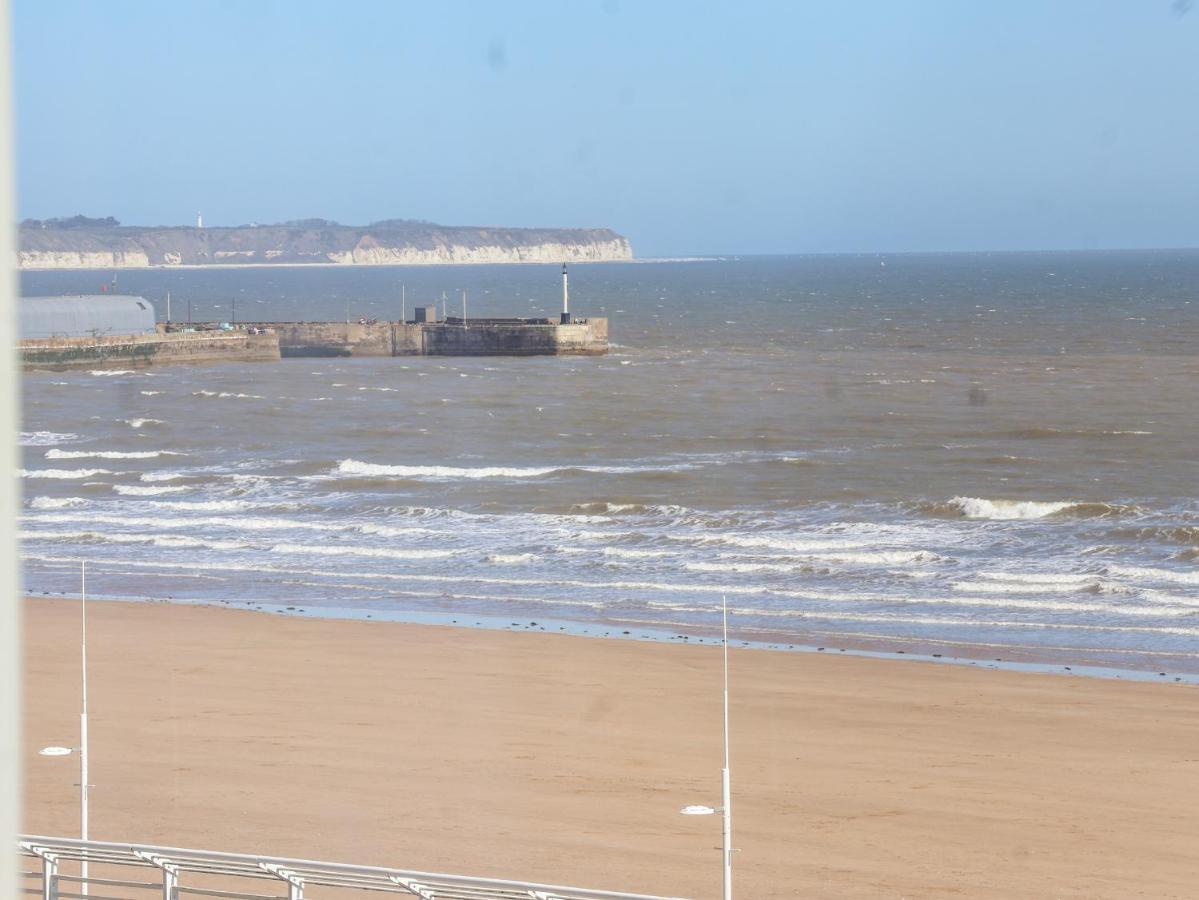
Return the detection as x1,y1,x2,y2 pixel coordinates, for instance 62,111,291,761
80,561,90,897
166,291,171,325
401,284,406,323
462,289,468,327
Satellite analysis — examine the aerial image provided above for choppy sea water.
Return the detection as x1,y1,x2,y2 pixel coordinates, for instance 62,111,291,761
19,252,1199,674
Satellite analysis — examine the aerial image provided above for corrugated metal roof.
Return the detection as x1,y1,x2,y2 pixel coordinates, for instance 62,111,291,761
20,294,157,339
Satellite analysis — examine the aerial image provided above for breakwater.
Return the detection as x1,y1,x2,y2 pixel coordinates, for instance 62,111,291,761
19,318,608,369
253,318,608,357
20,330,281,370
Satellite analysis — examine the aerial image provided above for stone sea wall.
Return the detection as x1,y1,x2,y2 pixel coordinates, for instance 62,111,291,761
21,331,281,369
252,319,609,357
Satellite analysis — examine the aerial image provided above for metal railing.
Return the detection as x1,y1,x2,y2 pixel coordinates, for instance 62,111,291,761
18,836,687,900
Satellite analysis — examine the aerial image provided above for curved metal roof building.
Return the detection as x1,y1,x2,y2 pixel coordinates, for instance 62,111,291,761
20,294,156,340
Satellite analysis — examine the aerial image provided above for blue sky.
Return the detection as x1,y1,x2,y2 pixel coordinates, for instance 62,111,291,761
13,1,1199,255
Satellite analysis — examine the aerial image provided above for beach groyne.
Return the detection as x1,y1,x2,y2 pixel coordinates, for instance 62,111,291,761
20,330,281,369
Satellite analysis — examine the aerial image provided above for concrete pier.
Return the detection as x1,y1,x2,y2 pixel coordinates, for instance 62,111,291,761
19,317,608,369
249,317,608,358
21,330,281,370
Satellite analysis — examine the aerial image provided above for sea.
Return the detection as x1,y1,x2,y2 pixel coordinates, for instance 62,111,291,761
18,252,1199,677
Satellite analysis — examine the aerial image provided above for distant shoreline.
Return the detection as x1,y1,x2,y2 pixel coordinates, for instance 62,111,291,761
18,258,645,273
29,591,1198,684
16,257,732,272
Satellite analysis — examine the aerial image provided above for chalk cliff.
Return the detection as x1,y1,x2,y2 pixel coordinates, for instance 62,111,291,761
17,218,633,269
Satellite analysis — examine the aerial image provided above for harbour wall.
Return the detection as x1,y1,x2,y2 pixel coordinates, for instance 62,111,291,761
21,331,281,369
250,319,608,357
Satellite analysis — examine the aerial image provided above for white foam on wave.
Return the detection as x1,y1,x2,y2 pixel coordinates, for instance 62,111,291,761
949,497,1077,520
333,457,709,481
976,571,1099,585
20,431,79,446
1139,588,1199,608
23,529,248,551
270,542,455,560
113,484,190,496
20,468,110,479
809,550,940,565
29,497,87,509
638,603,1199,636
602,547,672,559
47,448,182,460
139,390,162,396
356,523,439,538
89,369,139,376
952,580,1099,595
140,471,189,482
192,390,265,400
668,532,867,552
573,502,692,516
487,553,536,565
686,561,798,574
146,499,257,512
30,511,354,536
335,459,558,479
1109,566,1199,586
123,418,164,428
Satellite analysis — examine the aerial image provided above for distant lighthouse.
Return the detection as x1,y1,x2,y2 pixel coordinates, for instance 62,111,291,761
196,211,204,229
560,263,570,324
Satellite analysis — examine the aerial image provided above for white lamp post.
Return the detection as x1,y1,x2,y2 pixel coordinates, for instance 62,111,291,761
40,561,89,896
679,595,733,900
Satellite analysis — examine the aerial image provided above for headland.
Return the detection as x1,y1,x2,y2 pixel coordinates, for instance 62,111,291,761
22,597,1199,899
17,216,633,269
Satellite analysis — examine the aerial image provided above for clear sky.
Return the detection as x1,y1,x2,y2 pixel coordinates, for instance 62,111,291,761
12,1,1199,256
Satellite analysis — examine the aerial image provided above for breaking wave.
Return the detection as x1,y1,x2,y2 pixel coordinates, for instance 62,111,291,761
20,431,78,446
270,542,456,560
20,468,110,479
928,497,1127,520
112,484,190,496
975,571,1100,585
144,499,262,512
1108,566,1199,586
487,553,536,565
28,497,87,509
47,449,183,460
23,529,249,551
192,390,265,400
335,459,558,479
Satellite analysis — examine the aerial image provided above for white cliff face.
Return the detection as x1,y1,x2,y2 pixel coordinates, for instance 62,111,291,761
20,250,151,269
18,237,633,269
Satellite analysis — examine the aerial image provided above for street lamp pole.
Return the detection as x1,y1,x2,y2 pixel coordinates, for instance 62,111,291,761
721,595,732,900
80,560,90,897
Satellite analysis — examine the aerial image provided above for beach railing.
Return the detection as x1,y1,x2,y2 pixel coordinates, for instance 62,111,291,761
17,835,689,900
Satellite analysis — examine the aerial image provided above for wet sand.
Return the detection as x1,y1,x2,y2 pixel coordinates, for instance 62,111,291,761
21,598,1199,899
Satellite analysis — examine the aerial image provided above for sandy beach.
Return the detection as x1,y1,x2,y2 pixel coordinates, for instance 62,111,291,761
21,598,1199,899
